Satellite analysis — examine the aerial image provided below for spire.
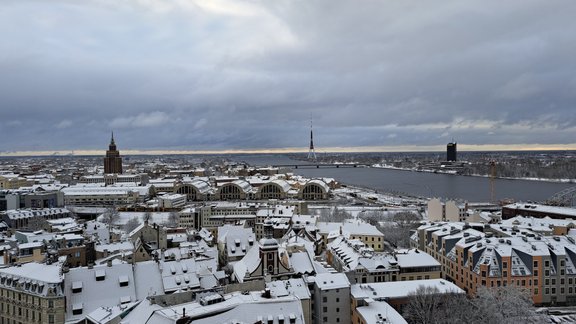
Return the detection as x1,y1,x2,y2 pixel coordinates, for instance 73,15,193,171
110,131,115,145
307,118,317,160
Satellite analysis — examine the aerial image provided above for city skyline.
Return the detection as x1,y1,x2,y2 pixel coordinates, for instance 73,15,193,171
2,1,576,153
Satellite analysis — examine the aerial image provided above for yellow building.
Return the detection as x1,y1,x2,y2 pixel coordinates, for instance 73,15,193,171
0,262,65,324
318,221,385,251
0,175,31,190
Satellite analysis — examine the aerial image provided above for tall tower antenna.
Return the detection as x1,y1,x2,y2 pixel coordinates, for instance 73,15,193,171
307,118,317,160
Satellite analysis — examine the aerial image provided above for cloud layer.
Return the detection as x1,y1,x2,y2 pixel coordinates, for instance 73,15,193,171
1,0,576,152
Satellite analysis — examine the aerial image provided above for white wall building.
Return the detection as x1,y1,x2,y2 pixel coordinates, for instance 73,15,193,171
313,273,351,324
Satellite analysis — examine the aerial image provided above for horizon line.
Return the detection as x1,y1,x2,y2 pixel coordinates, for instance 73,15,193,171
2,143,576,157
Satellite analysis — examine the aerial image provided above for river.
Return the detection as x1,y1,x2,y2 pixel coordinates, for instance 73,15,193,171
233,154,574,202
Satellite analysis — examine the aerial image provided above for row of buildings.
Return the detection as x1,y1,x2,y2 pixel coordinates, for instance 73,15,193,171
411,214,576,306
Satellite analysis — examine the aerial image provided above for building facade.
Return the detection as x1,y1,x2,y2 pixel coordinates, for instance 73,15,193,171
103,133,123,174
447,142,457,162
0,263,65,324
413,221,576,306
313,273,351,324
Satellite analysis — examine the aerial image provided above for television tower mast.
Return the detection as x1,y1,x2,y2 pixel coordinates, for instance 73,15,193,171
307,119,317,160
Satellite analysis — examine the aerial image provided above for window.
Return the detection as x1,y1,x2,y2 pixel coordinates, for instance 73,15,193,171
323,307,327,312
545,260,550,267
72,281,82,293
323,297,327,303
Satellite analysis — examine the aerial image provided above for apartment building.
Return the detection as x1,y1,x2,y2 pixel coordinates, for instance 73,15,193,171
428,198,468,222
413,221,576,306
0,175,31,190
1,208,70,229
317,221,385,251
327,236,440,284
62,187,143,206
78,173,149,185
313,273,351,324
0,263,65,324
502,203,576,220
157,193,187,209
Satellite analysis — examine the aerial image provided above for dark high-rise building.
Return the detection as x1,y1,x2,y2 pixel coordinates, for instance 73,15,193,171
447,142,457,162
104,132,123,174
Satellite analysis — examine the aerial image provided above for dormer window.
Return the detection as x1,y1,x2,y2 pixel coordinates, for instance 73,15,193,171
95,270,106,281
72,281,83,293
72,303,83,315
118,276,129,287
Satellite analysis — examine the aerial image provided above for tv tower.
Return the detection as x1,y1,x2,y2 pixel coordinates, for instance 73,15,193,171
307,119,317,160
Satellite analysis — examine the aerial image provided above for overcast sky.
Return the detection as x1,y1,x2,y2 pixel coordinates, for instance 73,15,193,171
1,0,576,154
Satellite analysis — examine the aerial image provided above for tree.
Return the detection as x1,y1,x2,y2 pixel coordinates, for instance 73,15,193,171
366,211,421,249
403,285,544,324
101,206,120,229
403,286,444,324
143,211,152,223
165,211,179,228
473,286,540,324
124,216,140,233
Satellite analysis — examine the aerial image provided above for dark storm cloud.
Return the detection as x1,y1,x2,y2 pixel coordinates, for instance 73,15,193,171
1,0,576,152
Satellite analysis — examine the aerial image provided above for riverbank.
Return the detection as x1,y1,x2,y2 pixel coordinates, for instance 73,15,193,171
371,164,576,184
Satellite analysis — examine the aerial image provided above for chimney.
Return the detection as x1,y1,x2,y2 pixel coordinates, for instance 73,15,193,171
262,288,271,298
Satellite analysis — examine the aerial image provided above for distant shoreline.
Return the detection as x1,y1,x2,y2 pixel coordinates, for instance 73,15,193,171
371,164,576,184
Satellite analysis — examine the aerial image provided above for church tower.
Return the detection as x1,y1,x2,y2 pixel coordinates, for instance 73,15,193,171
104,132,123,174
259,218,280,275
